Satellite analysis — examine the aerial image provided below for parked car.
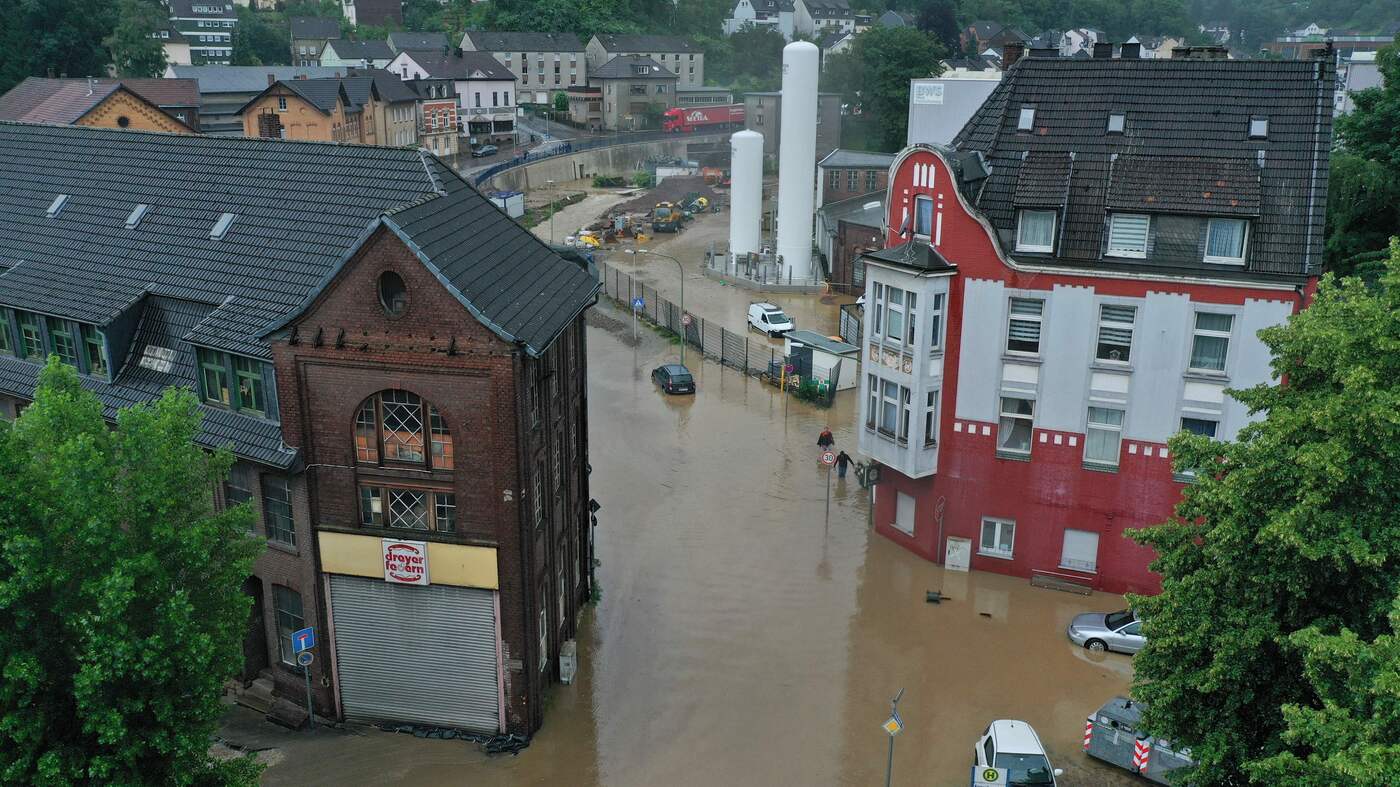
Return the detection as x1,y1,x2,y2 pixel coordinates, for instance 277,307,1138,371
651,364,695,395
1067,609,1145,654
747,302,794,336
471,144,499,158
974,720,1063,786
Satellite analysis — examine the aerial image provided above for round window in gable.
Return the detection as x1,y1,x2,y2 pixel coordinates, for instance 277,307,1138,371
117,116,131,128
378,271,408,317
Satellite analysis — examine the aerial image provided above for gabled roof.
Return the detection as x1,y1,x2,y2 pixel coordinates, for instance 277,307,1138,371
326,39,395,62
968,21,1002,39
290,16,342,40
590,34,702,53
590,56,677,80
819,149,895,169
168,65,350,94
397,50,515,81
819,31,852,50
355,69,419,103
951,56,1334,277
0,78,193,128
753,0,795,12
462,31,586,53
877,10,913,28
803,0,851,12
280,79,353,114
388,31,448,52
0,122,598,465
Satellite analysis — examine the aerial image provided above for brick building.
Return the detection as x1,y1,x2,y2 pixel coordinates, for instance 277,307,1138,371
817,149,893,206
855,49,1334,595
0,122,598,735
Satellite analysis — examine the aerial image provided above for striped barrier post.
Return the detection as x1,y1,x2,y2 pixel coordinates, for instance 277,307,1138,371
1132,738,1151,772
1082,717,1094,751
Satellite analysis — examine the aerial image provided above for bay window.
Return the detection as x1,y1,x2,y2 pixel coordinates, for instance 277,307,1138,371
885,288,904,343
879,378,899,435
923,390,937,446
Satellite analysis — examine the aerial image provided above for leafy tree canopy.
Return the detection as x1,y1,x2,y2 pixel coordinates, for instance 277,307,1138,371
0,0,118,93
0,360,263,786
105,0,168,78
1326,35,1400,277
233,6,291,67
824,26,943,151
1128,238,1400,785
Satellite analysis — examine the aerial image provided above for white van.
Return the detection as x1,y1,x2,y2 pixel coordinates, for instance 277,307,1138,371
747,302,794,336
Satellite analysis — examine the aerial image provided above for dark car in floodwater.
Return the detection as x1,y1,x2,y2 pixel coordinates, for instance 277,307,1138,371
652,364,694,395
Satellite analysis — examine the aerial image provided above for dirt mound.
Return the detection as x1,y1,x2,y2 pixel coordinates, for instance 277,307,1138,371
607,176,719,217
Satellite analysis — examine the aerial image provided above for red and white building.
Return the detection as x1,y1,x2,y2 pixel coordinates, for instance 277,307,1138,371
856,47,1335,594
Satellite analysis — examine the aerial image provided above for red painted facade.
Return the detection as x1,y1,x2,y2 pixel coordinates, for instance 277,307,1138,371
867,147,1311,595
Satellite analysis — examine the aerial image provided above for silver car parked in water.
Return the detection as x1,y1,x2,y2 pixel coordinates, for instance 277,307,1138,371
1067,610,1145,654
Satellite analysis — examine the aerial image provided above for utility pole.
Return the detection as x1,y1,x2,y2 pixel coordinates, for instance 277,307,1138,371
883,688,905,787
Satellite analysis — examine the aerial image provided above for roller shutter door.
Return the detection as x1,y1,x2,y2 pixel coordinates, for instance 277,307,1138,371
329,575,499,732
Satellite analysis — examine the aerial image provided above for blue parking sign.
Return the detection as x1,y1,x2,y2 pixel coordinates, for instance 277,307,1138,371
292,626,315,653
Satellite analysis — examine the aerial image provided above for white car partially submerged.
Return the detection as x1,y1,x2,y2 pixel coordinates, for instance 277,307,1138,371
974,720,1063,786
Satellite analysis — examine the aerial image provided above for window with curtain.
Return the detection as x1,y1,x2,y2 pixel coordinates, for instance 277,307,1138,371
1015,210,1055,252
1106,214,1150,258
1095,304,1136,362
1181,417,1218,438
1189,313,1233,372
1084,406,1124,466
1204,218,1247,263
1006,298,1044,354
997,397,1035,454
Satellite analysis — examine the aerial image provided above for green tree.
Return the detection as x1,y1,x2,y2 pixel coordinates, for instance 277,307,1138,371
915,0,960,54
1128,238,1400,785
553,90,569,112
1248,590,1400,785
105,0,168,78
1326,34,1400,276
824,27,942,151
0,0,118,93
233,7,291,67
0,360,264,785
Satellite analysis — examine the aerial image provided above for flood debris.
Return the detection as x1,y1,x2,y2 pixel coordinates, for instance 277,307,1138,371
374,722,531,756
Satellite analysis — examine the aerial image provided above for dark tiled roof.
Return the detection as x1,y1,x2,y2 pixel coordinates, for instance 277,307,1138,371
804,0,851,11
401,50,515,81
280,79,350,113
357,69,419,103
819,149,895,169
1013,151,1071,207
591,34,702,53
1106,154,1261,217
462,31,586,52
590,56,676,80
951,57,1333,276
328,40,394,61
100,78,201,108
168,66,350,94
290,16,341,40
819,31,851,49
169,0,235,18
0,122,596,465
754,0,795,11
864,241,957,272
388,31,447,52
0,78,119,124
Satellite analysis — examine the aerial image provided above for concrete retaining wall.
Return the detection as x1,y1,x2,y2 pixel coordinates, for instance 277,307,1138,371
480,133,728,192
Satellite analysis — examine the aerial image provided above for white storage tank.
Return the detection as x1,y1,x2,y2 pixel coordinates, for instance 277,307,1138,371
775,40,818,281
729,130,764,257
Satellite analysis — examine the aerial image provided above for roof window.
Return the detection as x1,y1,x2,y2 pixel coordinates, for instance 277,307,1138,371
210,212,236,240
46,194,69,218
1249,117,1268,139
1017,106,1035,131
1107,113,1125,134
125,204,149,229
138,345,177,373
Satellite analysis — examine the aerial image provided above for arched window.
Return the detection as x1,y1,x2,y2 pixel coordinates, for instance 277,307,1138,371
353,390,453,470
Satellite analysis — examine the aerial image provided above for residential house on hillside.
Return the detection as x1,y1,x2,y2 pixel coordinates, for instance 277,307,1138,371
819,30,854,70
877,10,913,28
414,77,460,156
340,0,401,28
320,39,395,69
168,0,237,65
723,0,796,39
0,120,597,736
586,35,705,89
460,31,587,106
153,26,193,66
795,0,855,37
238,78,361,142
166,64,350,136
587,55,678,131
0,78,199,133
387,49,517,142
1060,28,1105,56
744,90,842,161
1125,35,1185,59
291,17,341,67
818,149,893,208
388,31,448,53
856,47,1336,595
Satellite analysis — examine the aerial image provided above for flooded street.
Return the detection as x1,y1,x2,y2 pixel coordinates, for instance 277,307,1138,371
250,303,1136,786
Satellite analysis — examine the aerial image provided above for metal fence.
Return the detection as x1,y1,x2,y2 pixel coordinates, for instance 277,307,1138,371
839,302,863,346
704,244,825,288
469,128,729,187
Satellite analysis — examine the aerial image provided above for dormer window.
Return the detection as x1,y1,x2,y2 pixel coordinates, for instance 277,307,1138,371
1249,117,1268,139
1204,218,1248,264
1107,113,1124,133
1017,106,1035,131
1106,214,1149,258
1015,209,1055,253
197,347,275,418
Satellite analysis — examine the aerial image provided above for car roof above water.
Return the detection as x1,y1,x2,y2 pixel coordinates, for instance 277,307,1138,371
991,719,1045,754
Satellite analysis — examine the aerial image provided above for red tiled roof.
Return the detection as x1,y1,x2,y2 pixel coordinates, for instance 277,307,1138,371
0,78,200,125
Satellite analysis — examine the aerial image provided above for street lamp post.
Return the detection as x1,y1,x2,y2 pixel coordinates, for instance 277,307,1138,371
546,178,557,245
624,248,685,366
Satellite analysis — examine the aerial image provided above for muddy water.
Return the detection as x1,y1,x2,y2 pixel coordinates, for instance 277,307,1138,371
257,304,1135,786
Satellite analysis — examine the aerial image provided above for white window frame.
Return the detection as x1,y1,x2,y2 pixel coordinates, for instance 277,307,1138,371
923,390,937,447
914,195,933,237
865,373,878,430
1060,529,1099,573
928,292,945,352
538,607,548,671
1016,106,1035,131
899,386,912,443
997,396,1035,455
1204,218,1248,264
1188,312,1234,373
1005,297,1044,355
1095,304,1136,363
1084,406,1124,467
1107,113,1124,133
871,282,884,338
979,517,1015,559
905,291,918,345
1106,213,1150,259
879,378,899,436
884,286,905,345
1015,210,1056,253
1249,117,1268,138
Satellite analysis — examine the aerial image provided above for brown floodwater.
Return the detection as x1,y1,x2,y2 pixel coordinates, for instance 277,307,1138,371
254,302,1136,786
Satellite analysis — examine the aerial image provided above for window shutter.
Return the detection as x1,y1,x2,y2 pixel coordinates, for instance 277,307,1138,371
1060,529,1099,572
1107,214,1149,256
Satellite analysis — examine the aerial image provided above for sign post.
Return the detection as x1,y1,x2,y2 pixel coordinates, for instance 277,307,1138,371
821,450,836,528
292,627,316,729
631,296,644,345
883,687,905,787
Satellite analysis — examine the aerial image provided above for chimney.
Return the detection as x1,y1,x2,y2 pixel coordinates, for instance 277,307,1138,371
1002,42,1024,68
267,73,277,86
1092,42,1113,58
87,77,96,96
1120,42,1141,59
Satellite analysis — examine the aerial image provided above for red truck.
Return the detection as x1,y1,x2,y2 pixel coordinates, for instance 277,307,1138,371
661,104,745,133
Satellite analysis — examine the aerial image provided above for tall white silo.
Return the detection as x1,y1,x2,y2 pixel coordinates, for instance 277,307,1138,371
775,40,819,281
729,129,764,258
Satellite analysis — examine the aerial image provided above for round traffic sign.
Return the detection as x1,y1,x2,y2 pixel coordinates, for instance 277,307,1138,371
682,313,692,326
821,450,836,466
297,651,314,667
